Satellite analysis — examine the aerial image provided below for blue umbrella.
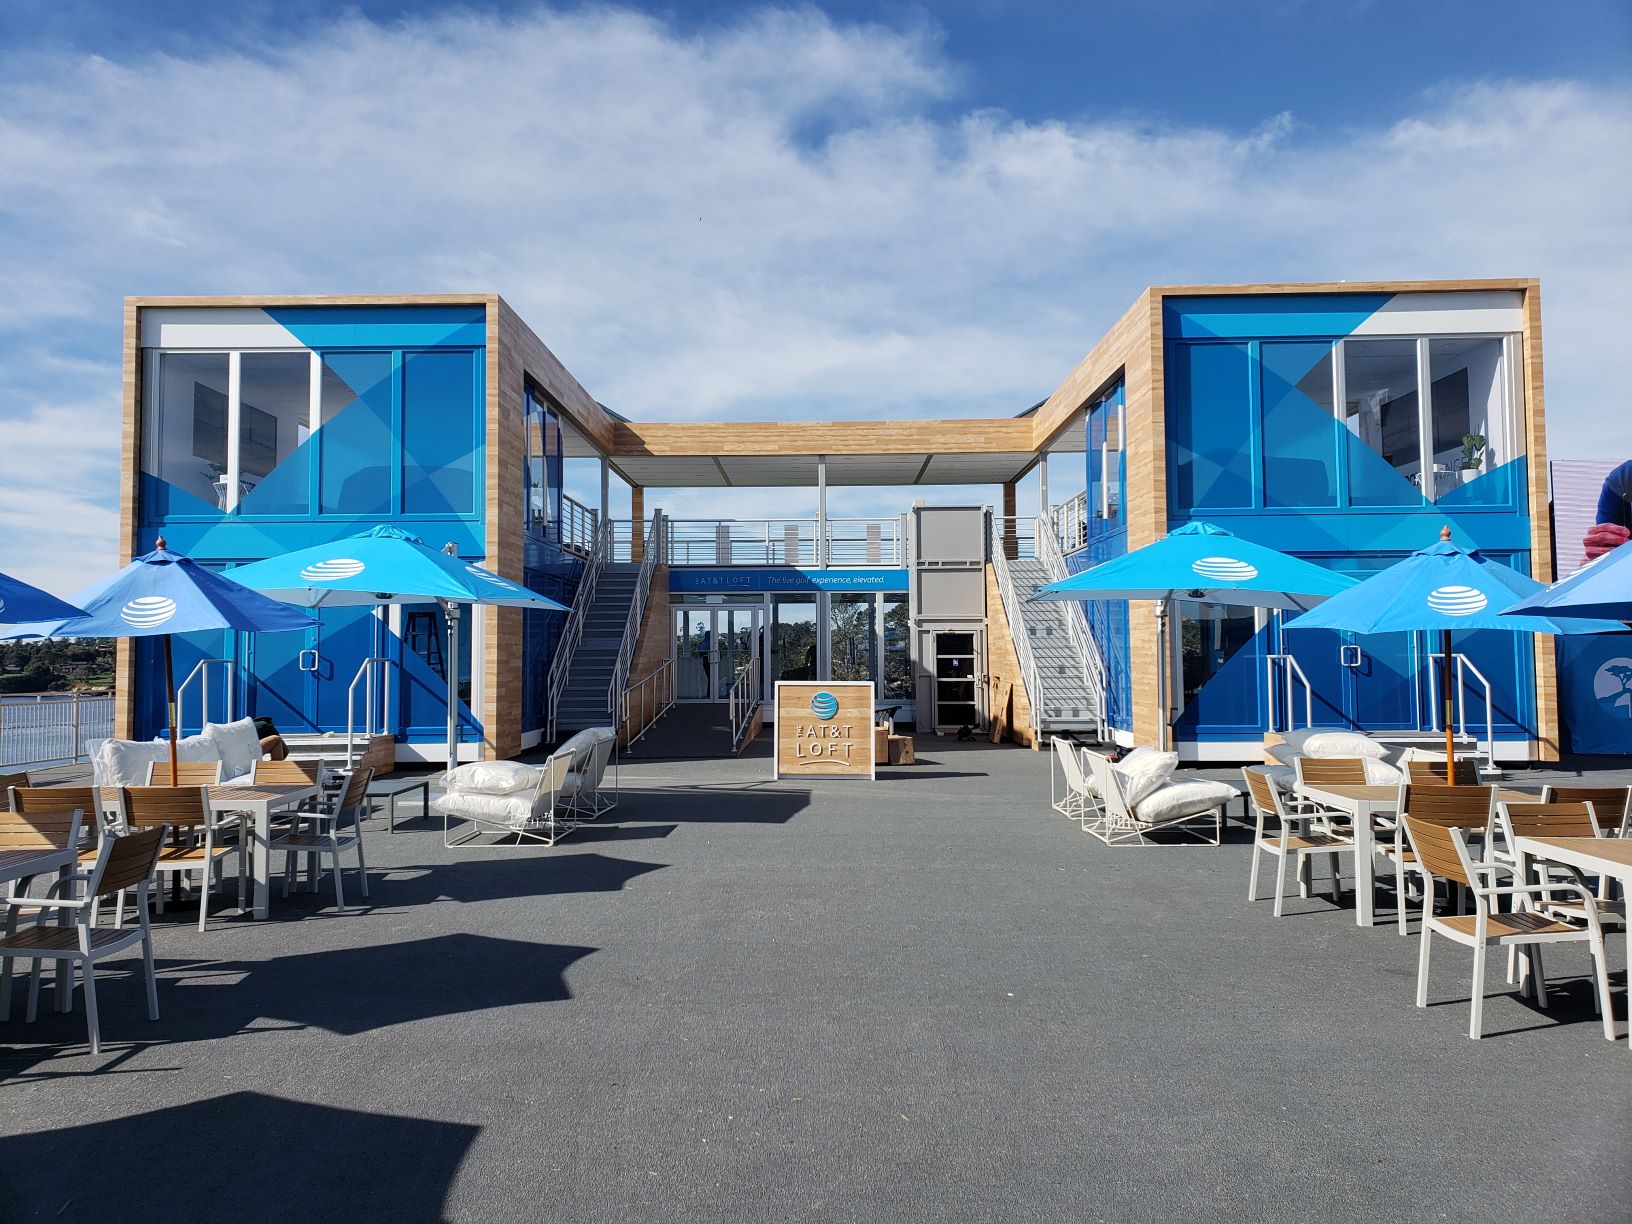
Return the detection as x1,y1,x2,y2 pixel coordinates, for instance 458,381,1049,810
0,569,87,625
226,526,567,769
1032,522,1357,750
1501,540,1632,624
1284,526,1625,777
1,538,314,782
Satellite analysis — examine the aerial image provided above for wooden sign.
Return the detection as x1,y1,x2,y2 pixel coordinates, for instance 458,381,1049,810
773,681,876,781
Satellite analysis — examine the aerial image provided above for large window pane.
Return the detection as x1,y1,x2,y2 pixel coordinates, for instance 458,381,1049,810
1428,337,1508,504
829,593,876,684
771,595,817,683
236,352,311,514
1261,342,1339,508
402,349,478,515
145,352,230,511
1343,339,1424,507
319,351,393,515
1169,342,1254,510
883,594,911,699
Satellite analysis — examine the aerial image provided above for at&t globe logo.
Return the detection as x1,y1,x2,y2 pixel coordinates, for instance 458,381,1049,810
810,691,839,720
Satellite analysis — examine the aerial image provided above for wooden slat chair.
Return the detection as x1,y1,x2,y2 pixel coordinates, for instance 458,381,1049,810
119,787,236,931
142,760,225,787
9,785,112,914
1292,757,1369,786
1541,785,1631,839
271,767,372,912
1242,767,1354,916
0,771,30,794
1407,758,1481,786
1498,803,1624,931
1382,784,1496,936
251,758,322,786
0,806,84,1019
1406,815,1614,1041
0,826,166,1055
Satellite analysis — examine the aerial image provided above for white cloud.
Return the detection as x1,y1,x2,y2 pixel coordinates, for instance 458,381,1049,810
1,7,1628,592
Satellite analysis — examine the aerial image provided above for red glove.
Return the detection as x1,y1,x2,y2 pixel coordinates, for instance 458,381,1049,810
1583,522,1631,561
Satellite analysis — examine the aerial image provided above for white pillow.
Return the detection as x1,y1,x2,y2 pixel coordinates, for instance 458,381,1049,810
1299,731,1387,760
1134,778,1238,825
432,788,545,830
1266,764,1298,794
444,759,539,795
1362,758,1405,786
1265,743,1298,766
205,718,264,780
1114,750,1178,807
161,731,219,762
96,738,169,788
554,730,598,763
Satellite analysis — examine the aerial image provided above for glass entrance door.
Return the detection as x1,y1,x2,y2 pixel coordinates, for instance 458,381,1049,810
674,605,763,702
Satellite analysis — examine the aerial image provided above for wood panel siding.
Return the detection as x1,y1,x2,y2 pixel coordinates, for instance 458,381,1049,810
115,300,142,739
983,564,1035,749
1519,281,1559,760
612,419,1035,458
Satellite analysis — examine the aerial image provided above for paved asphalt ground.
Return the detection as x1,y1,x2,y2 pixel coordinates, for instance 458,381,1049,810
1,740,1628,1222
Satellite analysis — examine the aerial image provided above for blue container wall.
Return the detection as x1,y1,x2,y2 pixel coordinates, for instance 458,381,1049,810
135,305,506,745
1070,380,1133,732
1163,295,1537,742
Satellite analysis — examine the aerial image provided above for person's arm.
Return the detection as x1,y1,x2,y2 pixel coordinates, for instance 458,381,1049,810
1584,461,1632,560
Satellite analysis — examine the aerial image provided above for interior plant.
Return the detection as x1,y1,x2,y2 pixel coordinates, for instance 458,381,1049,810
1459,433,1487,472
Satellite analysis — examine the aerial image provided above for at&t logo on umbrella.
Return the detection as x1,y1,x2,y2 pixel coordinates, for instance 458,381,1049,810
300,558,366,582
119,596,176,628
1426,585,1488,616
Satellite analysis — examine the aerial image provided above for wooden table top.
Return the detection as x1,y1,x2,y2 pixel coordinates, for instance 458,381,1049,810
1298,782,1537,807
0,845,74,881
209,783,316,803
1515,835,1632,877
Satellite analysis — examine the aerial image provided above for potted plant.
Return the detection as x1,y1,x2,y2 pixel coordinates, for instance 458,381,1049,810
1458,433,1486,482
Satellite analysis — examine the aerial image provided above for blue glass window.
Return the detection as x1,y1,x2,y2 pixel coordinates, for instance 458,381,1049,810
1260,342,1339,509
319,351,394,515
402,350,478,515
1169,342,1253,510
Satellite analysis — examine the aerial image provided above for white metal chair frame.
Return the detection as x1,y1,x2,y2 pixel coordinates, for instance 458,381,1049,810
119,786,240,932
1082,751,1223,847
565,732,619,820
272,767,372,911
1050,738,1098,826
1408,817,1615,1042
442,751,576,849
0,823,166,1056
1243,768,1354,916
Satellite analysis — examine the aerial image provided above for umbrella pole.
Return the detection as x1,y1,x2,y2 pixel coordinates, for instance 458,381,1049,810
164,632,178,786
1441,628,1456,785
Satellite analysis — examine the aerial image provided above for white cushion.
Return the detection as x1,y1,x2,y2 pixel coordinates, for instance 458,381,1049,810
554,730,598,762
1266,764,1298,794
444,759,539,795
1133,779,1239,825
205,718,263,781
1114,750,1178,807
432,789,545,830
95,738,169,788
1265,744,1298,766
1286,730,1387,760
1362,758,1405,786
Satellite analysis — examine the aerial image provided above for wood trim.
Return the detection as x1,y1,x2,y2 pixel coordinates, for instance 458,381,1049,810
125,293,500,308
630,487,645,561
613,419,1034,458
1149,278,1537,297
483,299,516,760
1520,283,1559,761
116,300,141,740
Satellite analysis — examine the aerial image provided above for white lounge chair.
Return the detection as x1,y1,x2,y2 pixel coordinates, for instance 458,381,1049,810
1050,737,1097,825
1082,751,1233,847
563,729,618,819
438,750,575,848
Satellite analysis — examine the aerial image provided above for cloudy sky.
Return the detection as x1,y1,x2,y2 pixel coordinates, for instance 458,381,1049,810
1,1,1629,591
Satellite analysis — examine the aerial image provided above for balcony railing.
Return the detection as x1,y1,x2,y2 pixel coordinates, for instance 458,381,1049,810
659,517,904,567
1,692,114,769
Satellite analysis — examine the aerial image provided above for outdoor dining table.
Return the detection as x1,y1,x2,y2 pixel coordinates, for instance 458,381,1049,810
207,783,319,920
1294,782,1538,928
0,839,81,1013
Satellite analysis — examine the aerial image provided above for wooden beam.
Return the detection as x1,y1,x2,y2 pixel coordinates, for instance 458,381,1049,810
613,418,1034,458
1520,283,1560,762
630,486,645,562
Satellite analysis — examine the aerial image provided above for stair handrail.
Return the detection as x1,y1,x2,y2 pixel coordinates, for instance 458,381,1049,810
176,657,235,735
1034,512,1109,740
547,516,613,739
1264,652,1313,732
1426,652,1497,773
727,653,762,750
988,511,1043,744
608,509,664,725
345,655,399,765
620,659,674,747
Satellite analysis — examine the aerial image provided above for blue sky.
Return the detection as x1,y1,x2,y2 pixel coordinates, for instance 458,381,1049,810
1,1,1629,589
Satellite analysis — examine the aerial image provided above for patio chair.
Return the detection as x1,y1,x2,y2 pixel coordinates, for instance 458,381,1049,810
439,750,575,848
251,758,323,785
271,767,373,912
1406,758,1481,786
141,760,225,787
1292,757,1369,786
119,786,238,932
1406,816,1614,1041
0,771,30,793
9,786,112,916
563,729,618,819
1082,751,1232,847
1050,738,1096,824
1383,784,1495,937
1498,803,1624,932
1243,767,1354,916
0,826,166,1055
0,805,84,1019
1540,785,1631,839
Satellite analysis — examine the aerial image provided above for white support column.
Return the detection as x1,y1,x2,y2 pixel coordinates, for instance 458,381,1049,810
816,454,828,569
1039,452,1050,521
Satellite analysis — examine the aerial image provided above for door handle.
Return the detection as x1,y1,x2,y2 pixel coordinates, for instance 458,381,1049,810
298,649,319,673
1339,645,1361,668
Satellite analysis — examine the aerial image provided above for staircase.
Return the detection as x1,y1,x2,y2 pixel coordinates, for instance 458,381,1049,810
554,563,642,734
1006,556,1101,732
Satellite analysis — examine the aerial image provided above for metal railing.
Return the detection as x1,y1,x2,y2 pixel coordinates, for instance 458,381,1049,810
991,516,1038,561
345,656,399,765
1428,652,1497,770
661,517,903,567
727,656,762,750
1034,512,1109,740
610,510,665,730
177,658,235,733
546,518,612,739
620,660,674,747
547,493,599,557
988,511,1043,744
0,692,114,769
1264,653,1314,732
1051,492,1090,556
